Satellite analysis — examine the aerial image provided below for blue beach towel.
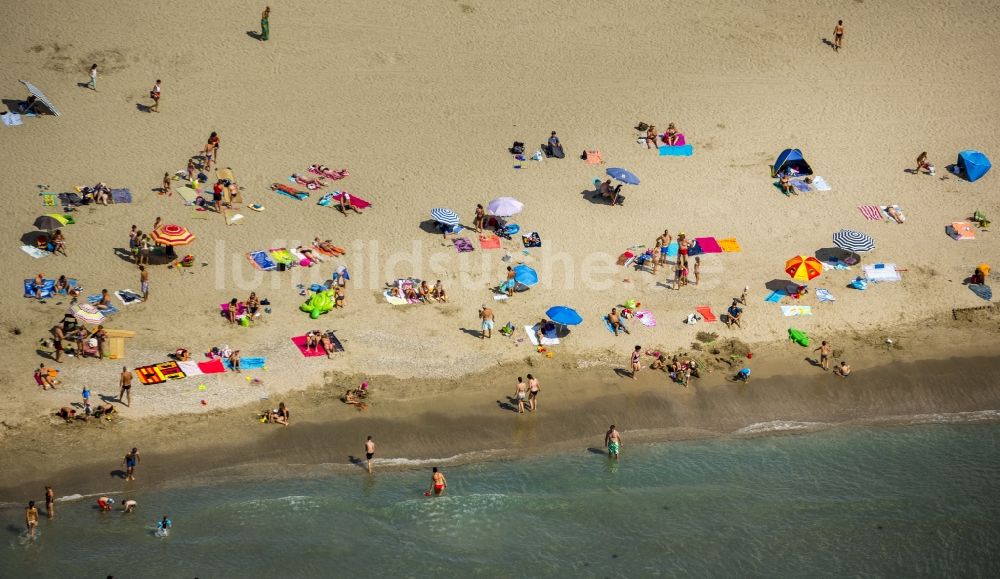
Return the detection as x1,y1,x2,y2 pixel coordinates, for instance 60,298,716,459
111,188,133,203
24,278,55,299
224,356,266,370
249,251,277,271
659,144,694,157
87,295,119,315
664,241,679,258
764,291,784,303
603,316,627,335
969,284,992,301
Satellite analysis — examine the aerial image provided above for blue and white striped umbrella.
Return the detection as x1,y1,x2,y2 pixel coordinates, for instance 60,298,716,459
19,80,60,116
430,208,459,226
832,229,875,252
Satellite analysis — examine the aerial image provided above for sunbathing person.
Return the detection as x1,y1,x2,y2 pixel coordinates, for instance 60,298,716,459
608,308,629,336
227,298,241,325
886,205,905,224
305,331,321,353
650,355,668,371
309,165,349,180
645,125,658,149
292,174,326,190
95,289,112,311
419,281,432,302
780,173,795,196
334,287,346,308
319,333,335,358
403,286,420,301
915,152,932,174
432,280,448,302
339,192,362,215
664,123,680,146
313,237,342,255
296,245,321,263
597,179,612,199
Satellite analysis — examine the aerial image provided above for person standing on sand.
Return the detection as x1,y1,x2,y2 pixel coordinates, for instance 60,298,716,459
149,80,161,112
365,436,375,474
630,345,642,380
162,172,172,196
527,374,540,412
813,341,832,371
605,425,622,460
693,256,701,285
45,486,55,518
87,64,97,91
123,447,140,481
833,20,844,52
429,467,447,496
119,366,133,406
25,501,39,538
479,305,494,339
260,6,270,41
140,265,149,302
513,377,528,413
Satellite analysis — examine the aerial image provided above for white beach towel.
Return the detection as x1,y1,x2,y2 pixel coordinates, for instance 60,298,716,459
864,263,901,282
177,361,204,377
2,113,23,126
524,325,559,346
115,290,143,306
21,245,50,259
880,205,905,223
816,289,836,302
781,305,813,316
812,176,830,191
635,310,657,327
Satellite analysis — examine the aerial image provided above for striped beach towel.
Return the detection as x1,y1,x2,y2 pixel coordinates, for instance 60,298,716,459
858,205,884,221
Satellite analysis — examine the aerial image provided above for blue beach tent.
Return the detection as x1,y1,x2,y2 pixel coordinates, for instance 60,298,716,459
957,150,991,182
771,148,813,177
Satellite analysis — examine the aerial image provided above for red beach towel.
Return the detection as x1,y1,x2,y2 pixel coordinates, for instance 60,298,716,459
291,335,326,357
197,358,226,374
695,306,718,322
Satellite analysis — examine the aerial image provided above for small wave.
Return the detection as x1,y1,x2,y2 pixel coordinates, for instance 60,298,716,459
734,421,827,435
904,410,1000,425
56,491,121,503
375,450,501,467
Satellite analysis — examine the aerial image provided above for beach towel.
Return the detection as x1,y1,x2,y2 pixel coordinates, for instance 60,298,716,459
781,305,813,317
176,186,201,204
880,205,905,223
635,310,656,327
522,232,541,248
247,251,276,271
313,244,345,257
453,237,474,252
2,112,23,126
291,335,326,357
114,290,142,306
658,144,694,157
272,184,308,200
693,237,723,254
815,288,836,302
858,205,884,221
525,325,559,346
947,222,976,241
717,238,741,252
791,179,811,193
812,176,831,191
765,290,785,303
584,150,604,165
383,289,415,305
87,295,120,316
695,306,717,322
224,356,266,370
269,248,294,265
111,188,132,203
969,284,992,301
197,358,226,374
479,234,501,250
177,361,203,377
221,302,247,317
24,278,55,299
864,263,902,282
135,361,187,385
41,193,56,206
21,245,50,259
325,332,345,353
603,316,627,335
663,241,679,259
332,192,371,209
224,210,244,226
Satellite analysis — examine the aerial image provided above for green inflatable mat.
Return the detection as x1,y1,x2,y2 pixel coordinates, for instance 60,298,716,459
788,328,809,347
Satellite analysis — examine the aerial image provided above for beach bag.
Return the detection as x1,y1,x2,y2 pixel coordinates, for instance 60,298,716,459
511,142,525,155
636,122,649,132
849,277,868,290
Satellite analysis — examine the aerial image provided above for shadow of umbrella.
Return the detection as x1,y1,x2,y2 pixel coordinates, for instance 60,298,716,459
815,247,860,265
764,278,792,293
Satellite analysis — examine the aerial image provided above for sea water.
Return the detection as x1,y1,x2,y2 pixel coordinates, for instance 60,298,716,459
3,423,1000,577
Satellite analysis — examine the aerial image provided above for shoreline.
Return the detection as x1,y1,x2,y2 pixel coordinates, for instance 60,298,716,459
3,318,999,503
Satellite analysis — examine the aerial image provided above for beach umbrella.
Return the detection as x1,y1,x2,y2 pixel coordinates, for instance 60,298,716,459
33,214,71,231
487,197,524,217
19,80,60,116
785,255,823,282
513,264,538,288
150,224,195,246
70,303,105,325
606,167,640,185
832,229,875,252
430,208,459,226
546,305,583,326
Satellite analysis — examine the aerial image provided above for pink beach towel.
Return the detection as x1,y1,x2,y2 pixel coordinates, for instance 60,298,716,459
694,237,723,254
858,205,884,221
291,335,326,357
635,310,657,327
660,133,686,146
332,192,371,209
221,302,247,316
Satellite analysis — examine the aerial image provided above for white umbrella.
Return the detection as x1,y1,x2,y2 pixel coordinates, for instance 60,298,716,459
487,197,524,217
19,80,60,116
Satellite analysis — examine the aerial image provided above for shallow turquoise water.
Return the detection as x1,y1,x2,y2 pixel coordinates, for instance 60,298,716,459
3,424,1000,577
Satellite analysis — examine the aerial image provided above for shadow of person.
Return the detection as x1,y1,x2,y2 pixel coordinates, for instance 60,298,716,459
821,38,836,49
136,103,149,113
496,398,518,413
804,356,823,368
247,31,263,41
110,469,127,479
458,327,481,339
586,447,607,455
613,368,631,379
347,455,365,468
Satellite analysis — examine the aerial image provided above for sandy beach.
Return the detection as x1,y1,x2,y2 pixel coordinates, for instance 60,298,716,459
1,0,999,507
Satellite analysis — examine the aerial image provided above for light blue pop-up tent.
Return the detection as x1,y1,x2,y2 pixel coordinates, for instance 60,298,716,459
958,150,991,182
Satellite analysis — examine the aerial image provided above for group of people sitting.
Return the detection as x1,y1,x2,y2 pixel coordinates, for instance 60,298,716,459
642,122,682,149
650,354,701,386
594,179,625,206
34,229,68,256
341,382,369,410
302,330,339,358
56,403,117,423
388,279,448,302
227,292,266,325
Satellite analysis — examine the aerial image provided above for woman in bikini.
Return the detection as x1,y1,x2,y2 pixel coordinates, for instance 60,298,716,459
645,125,658,149
429,467,447,496
227,298,241,325
246,292,260,319
419,280,433,302
664,123,679,146
473,204,485,233
52,230,67,256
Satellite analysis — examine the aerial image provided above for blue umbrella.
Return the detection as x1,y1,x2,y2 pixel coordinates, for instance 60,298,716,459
606,167,640,185
513,265,538,288
546,305,582,326
430,208,459,226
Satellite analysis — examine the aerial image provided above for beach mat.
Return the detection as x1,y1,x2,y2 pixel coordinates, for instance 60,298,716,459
224,210,244,226
453,237,474,252
864,263,901,282
524,324,559,346
332,192,371,209
224,356,266,370
812,176,831,191
634,310,655,327
41,193,56,206
21,245,50,259
603,316,627,335
135,361,187,385
816,288,836,302
24,278,55,299
247,251,277,271
781,305,813,317
664,241,679,258
176,186,201,204
658,144,694,157
383,289,416,305
197,358,226,374
693,237,722,254
717,238,741,252
969,284,992,301
765,291,785,303
114,290,142,306
177,361,203,377
291,335,326,357
479,234,501,250
111,188,132,203
269,248,294,265
695,306,717,322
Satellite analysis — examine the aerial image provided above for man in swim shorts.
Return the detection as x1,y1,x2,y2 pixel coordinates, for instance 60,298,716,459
527,374,540,412
97,496,114,511
479,305,494,339
813,341,832,371
833,20,844,52
605,425,622,460
123,447,139,481
513,377,528,413
429,467,447,496
365,436,375,474
25,501,39,537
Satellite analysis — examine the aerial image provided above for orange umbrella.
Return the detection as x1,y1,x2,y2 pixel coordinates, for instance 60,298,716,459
150,224,195,246
785,255,822,281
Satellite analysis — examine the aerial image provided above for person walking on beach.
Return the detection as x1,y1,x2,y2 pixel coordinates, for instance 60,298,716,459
365,436,375,474
119,366,133,407
123,447,140,481
605,425,622,460
87,64,97,91
25,501,39,538
140,266,149,302
45,486,55,519
527,374,540,412
630,345,642,380
479,305,494,339
513,377,528,413
429,467,447,496
813,341,832,371
260,6,270,41
149,80,161,112
833,20,844,52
